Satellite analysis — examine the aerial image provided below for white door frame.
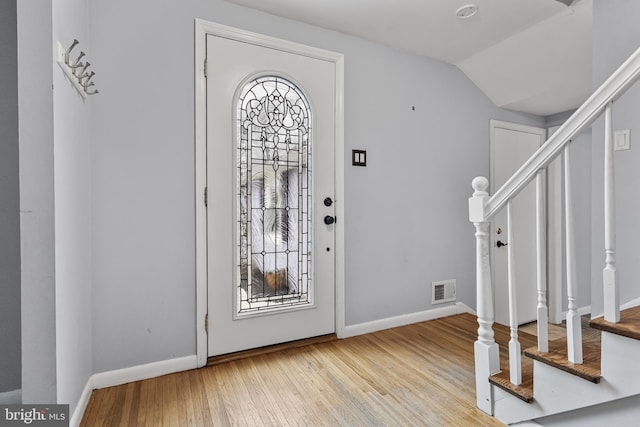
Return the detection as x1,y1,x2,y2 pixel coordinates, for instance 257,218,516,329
194,19,345,367
489,120,561,325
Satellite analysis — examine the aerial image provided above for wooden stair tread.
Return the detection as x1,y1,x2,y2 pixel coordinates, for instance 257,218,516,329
524,334,601,383
590,305,640,340
489,362,534,403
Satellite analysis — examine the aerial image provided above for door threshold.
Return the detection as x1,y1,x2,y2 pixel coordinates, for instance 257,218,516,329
207,333,337,367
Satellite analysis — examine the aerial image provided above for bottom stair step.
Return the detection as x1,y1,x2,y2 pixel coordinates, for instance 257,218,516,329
489,322,537,403
489,365,534,403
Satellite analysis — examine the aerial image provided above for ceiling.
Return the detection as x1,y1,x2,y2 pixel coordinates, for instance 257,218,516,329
226,0,592,117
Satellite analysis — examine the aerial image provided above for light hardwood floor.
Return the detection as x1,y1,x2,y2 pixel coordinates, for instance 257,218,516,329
519,320,567,341
81,313,506,426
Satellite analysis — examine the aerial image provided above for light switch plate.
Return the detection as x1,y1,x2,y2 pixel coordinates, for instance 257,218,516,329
352,150,367,166
614,129,630,151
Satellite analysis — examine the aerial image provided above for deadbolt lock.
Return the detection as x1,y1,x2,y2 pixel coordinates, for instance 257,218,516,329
496,227,502,235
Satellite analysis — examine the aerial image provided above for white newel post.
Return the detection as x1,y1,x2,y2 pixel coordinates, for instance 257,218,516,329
564,145,583,364
469,177,500,414
603,103,620,323
536,171,549,352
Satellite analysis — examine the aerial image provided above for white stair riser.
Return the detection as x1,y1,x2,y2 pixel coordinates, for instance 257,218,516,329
600,331,640,391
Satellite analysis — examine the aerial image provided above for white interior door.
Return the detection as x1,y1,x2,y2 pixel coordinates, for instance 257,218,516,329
206,33,337,356
491,121,546,326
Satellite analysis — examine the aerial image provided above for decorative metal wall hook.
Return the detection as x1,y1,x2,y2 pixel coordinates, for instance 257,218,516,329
76,62,91,77
70,52,86,69
83,71,95,82
80,72,96,88
57,39,99,99
77,70,93,81
63,39,79,65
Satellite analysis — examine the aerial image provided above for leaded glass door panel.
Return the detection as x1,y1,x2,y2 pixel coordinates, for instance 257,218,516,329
237,76,312,315
206,34,336,356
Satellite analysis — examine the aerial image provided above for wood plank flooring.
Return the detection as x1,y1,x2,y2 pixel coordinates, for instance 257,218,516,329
519,321,567,341
81,313,504,426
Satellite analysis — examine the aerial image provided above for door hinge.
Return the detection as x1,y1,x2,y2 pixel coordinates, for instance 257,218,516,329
204,187,208,207
205,313,208,334
204,58,208,78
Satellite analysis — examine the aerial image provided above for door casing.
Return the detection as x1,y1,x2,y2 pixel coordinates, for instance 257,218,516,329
194,20,345,367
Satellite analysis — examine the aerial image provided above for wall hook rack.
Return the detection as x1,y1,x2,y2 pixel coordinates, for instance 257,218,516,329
57,39,99,98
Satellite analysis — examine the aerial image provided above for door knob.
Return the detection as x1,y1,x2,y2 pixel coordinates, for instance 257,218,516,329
496,240,508,248
324,215,335,225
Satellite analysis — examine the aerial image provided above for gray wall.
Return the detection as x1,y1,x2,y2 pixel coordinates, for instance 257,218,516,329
17,0,57,404
0,0,21,396
591,0,640,317
52,0,93,415
571,131,593,311
88,0,544,373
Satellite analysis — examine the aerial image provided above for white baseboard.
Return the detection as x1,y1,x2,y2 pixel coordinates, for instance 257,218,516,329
0,388,21,404
591,298,640,320
339,302,474,339
621,297,640,310
70,379,94,427
577,305,591,316
561,305,591,318
92,355,198,389
591,298,640,319
70,355,198,427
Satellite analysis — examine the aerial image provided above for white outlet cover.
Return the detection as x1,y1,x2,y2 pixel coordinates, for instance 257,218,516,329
614,129,630,151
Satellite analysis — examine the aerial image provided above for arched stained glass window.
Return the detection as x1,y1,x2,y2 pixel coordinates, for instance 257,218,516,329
236,76,313,315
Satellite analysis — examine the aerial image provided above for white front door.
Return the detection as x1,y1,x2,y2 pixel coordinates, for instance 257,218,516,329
205,33,338,356
491,120,546,326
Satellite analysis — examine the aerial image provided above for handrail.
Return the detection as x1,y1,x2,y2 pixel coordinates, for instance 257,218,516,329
484,45,640,221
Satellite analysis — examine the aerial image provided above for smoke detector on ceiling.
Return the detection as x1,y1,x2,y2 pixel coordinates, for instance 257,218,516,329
456,4,478,19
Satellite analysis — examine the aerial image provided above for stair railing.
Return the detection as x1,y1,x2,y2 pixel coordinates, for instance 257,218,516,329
470,45,640,414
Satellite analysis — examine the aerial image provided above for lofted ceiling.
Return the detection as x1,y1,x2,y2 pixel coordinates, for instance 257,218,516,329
225,0,592,117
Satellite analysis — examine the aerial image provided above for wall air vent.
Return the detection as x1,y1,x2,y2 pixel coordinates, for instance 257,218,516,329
432,279,456,305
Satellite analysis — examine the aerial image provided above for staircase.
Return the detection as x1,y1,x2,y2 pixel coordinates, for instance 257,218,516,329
469,44,640,425
485,309,640,424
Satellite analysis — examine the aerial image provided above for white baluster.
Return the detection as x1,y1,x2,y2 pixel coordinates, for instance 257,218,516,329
536,171,549,352
603,103,620,323
507,200,522,385
564,144,583,364
469,177,500,414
